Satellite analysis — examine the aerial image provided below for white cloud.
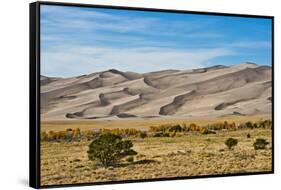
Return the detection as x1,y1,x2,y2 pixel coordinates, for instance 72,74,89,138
41,5,159,35
41,45,235,77
41,5,220,40
40,5,271,77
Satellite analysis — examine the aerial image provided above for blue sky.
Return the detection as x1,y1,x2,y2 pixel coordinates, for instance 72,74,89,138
40,5,272,77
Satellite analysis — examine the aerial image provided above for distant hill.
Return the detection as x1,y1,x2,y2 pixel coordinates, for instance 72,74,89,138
41,63,272,120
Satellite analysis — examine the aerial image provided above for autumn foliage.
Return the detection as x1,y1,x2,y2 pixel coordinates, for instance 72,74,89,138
40,119,272,142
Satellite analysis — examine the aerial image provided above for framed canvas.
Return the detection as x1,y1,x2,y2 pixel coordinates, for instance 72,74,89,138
29,1,274,188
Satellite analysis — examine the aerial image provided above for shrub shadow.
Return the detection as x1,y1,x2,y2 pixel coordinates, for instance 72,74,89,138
116,159,158,168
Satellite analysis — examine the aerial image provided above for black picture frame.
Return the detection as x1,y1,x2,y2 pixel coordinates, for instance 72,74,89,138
30,1,274,189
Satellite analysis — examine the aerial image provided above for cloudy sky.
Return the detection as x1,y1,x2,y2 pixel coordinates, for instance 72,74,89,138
40,5,272,77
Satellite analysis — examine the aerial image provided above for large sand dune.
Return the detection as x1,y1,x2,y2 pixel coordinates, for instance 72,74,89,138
41,63,272,120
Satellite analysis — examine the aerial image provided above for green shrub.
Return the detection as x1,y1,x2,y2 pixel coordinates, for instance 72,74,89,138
253,138,269,150
87,134,137,167
245,122,253,129
225,138,238,150
126,156,134,163
139,131,147,139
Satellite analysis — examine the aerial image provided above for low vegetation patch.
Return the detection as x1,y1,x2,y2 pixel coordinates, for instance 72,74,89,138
225,138,238,150
87,134,137,167
253,138,269,150
139,131,148,139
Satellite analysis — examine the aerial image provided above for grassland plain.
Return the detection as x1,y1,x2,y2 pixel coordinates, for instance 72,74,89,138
40,116,272,186
41,115,270,131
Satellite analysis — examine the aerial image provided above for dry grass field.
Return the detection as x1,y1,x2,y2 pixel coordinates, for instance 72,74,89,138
40,116,272,186
41,115,269,131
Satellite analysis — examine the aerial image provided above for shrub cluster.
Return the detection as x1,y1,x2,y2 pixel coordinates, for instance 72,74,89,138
40,128,81,141
237,120,272,129
149,120,271,136
41,128,143,142
40,119,272,142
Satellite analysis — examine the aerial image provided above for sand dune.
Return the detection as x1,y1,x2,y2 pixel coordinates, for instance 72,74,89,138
159,90,196,115
41,63,272,120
